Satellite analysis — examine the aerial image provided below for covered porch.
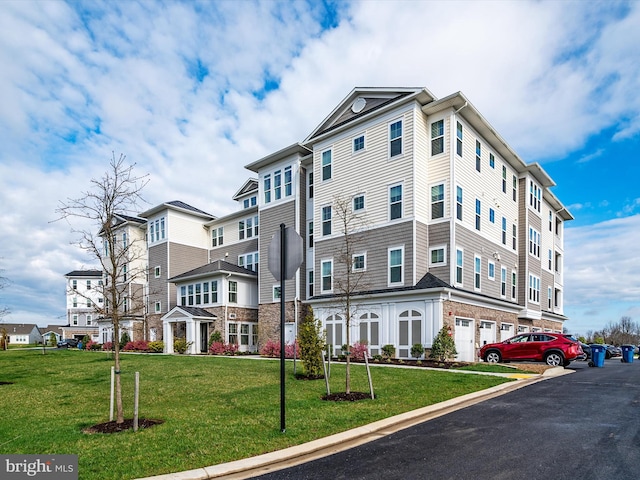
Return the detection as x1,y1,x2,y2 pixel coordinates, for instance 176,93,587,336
162,306,217,355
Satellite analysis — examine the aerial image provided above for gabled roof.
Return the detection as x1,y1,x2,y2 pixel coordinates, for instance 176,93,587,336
245,143,311,172
232,179,258,201
114,213,146,227
0,323,40,335
65,269,103,278
138,200,215,220
168,260,257,282
303,87,436,144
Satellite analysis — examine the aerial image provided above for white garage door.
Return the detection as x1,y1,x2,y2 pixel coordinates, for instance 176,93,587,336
479,321,496,347
455,318,475,362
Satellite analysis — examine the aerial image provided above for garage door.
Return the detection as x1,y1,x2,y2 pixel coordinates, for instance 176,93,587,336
454,318,475,362
479,321,496,347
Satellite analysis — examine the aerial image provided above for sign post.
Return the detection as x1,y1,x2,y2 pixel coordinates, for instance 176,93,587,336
268,224,303,433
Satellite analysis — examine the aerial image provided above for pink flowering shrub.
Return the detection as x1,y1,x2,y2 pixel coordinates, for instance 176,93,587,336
84,340,101,351
208,341,239,355
102,342,113,351
124,340,150,352
260,340,299,358
349,342,370,360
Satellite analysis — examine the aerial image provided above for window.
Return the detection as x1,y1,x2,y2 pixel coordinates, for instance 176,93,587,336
308,171,313,199
228,323,237,344
239,215,259,240
431,184,444,219
149,217,166,244
308,221,313,248
274,169,281,200
284,166,292,197
211,227,223,247
155,302,161,313
72,314,78,326
431,120,444,155
203,282,209,303
488,261,495,280
548,249,553,270
72,280,77,290
390,184,403,220
475,140,481,172
239,252,259,272
353,134,365,153
229,281,238,303
489,153,495,169
389,247,404,285
475,199,481,230
353,194,365,212
180,286,186,305
264,174,271,203
502,217,507,245
529,227,540,258
529,180,541,212
122,264,127,282
456,186,463,221
456,249,463,285
489,208,495,224
122,232,127,249
474,256,481,290
528,274,540,303
154,266,161,278
322,149,332,181
501,267,507,297
430,246,446,266
390,120,403,157
86,280,91,290
456,121,463,156
308,270,314,298
211,281,218,303
549,211,553,231
242,196,257,208
502,166,507,193
86,298,92,307
241,324,250,345
512,224,517,250
86,315,92,326
322,206,332,236
353,253,366,272
188,285,194,306
512,271,517,299
548,286,553,309
321,260,333,292
513,175,518,201
273,285,281,300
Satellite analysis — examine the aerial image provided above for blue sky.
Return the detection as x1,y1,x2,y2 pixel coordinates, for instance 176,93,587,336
0,0,639,336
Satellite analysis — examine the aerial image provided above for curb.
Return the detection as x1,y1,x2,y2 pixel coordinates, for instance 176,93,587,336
137,371,562,480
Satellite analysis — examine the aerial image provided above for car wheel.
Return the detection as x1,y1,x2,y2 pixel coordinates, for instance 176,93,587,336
484,351,501,363
563,360,571,367
545,352,564,366
605,351,611,359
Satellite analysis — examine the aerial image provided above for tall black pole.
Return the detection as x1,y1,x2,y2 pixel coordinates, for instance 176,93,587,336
279,223,286,433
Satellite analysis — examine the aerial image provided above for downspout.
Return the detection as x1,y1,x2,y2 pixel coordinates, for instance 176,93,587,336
225,272,231,341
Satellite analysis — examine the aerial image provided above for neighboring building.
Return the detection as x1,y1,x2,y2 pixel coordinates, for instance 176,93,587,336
64,269,103,342
41,325,65,345
0,323,42,345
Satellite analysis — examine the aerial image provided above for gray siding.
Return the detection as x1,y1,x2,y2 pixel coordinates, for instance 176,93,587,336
209,238,259,264
168,243,208,311
426,221,450,282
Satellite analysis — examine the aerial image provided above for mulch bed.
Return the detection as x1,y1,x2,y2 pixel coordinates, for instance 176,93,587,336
83,418,164,434
322,392,372,401
0,381,14,385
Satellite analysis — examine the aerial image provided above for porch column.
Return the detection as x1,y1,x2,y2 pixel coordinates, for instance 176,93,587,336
164,321,174,353
186,319,197,355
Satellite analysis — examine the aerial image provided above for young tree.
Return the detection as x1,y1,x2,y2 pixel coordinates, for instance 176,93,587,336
298,305,325,378
55,153,149,424
330,194,370,394
429,326,458,362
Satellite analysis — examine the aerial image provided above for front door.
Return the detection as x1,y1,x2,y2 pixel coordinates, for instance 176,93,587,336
200,323,208,353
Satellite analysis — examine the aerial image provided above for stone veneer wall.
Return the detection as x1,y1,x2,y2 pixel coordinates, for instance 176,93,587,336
258,301,301,347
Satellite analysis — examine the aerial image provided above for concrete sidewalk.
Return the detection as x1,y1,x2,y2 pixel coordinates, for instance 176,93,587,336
137,366,569,480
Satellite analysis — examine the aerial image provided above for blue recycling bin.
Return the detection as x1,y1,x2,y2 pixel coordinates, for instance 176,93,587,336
589,345,605,367
621,345,634,363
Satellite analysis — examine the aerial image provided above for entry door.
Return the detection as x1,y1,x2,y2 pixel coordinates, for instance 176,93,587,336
200,323,208,353
454,318,475,362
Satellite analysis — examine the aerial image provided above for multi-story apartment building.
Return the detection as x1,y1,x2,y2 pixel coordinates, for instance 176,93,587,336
64,269,103,342
77,86,572,362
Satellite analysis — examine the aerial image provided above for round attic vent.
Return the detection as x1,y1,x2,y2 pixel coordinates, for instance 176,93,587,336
351,97,366,113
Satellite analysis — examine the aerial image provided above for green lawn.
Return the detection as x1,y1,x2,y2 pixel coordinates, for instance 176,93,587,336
0,349,512,479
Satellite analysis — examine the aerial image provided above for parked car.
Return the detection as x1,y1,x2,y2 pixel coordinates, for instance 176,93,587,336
578,342,591,360
480,333,582,367
57,338,79,349
603,344,621,359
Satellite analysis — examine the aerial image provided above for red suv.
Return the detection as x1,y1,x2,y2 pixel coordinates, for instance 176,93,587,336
480,333,582,367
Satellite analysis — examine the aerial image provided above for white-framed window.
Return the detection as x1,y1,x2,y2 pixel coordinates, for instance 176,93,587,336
149,217,165,244
321,260,333,293
389,183,403,220
512,271,517,299
73,297,78,308
353,194,365,212
211,281,218,303
228,323,238,344
242,196,257,209
548,249,553,270
474,256,481,290
431,119,444,155
456,248,464,285
352,253,366,272
308,171,313,199
274,169,282,200
502,165,507,193
388,246,404,285
475,140,481,172
501,267,507,298
389,120,403,157
353,134,365,153
284,166,292,197
212,227,224,247
238,252,259,272
475,199,481,230
72,314,78,326
513,175,518,202
155,302,161,313
307,221,313,248
308,270,314,298
154,266,161,278
528,274,540,303
456,121,463,156
86,315,92,326
456,186,463,221
502,217,507,245
429,246,446,266
72,279,77,290
239,215,259,240
180,286,187,305
529,180,541,212
512,224,517,250
489,208,495,224
86,280,92,290
203,282,209,303
488,261,495,281
489,153,495,169
548,286,553,309
322,149,332,181
322,205,332,236
264,173,271,203
431,183,444,219
273,285,281,301
86,298,92,307
228,281,238,303
529,227,540,258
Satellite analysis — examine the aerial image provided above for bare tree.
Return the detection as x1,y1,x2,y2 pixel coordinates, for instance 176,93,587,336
0,266,9,321
330,194,370,395
55,153,149,424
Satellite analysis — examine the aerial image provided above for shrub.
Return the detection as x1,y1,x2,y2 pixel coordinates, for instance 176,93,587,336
84,340,98,350
147,341,164,353
381,344,396,359
102,342,114,351
429,326,458,362
298,307,325,377
260,340,298,358
411,343,425,359
349,342,369,361
124,340,149,352
173,338,193,354
119,331,130,350
208,342,239,356
208,331,223,346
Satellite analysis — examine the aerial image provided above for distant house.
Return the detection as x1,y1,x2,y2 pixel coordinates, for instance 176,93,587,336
1,323,42,345
64,269,103,342
41,325,65,345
